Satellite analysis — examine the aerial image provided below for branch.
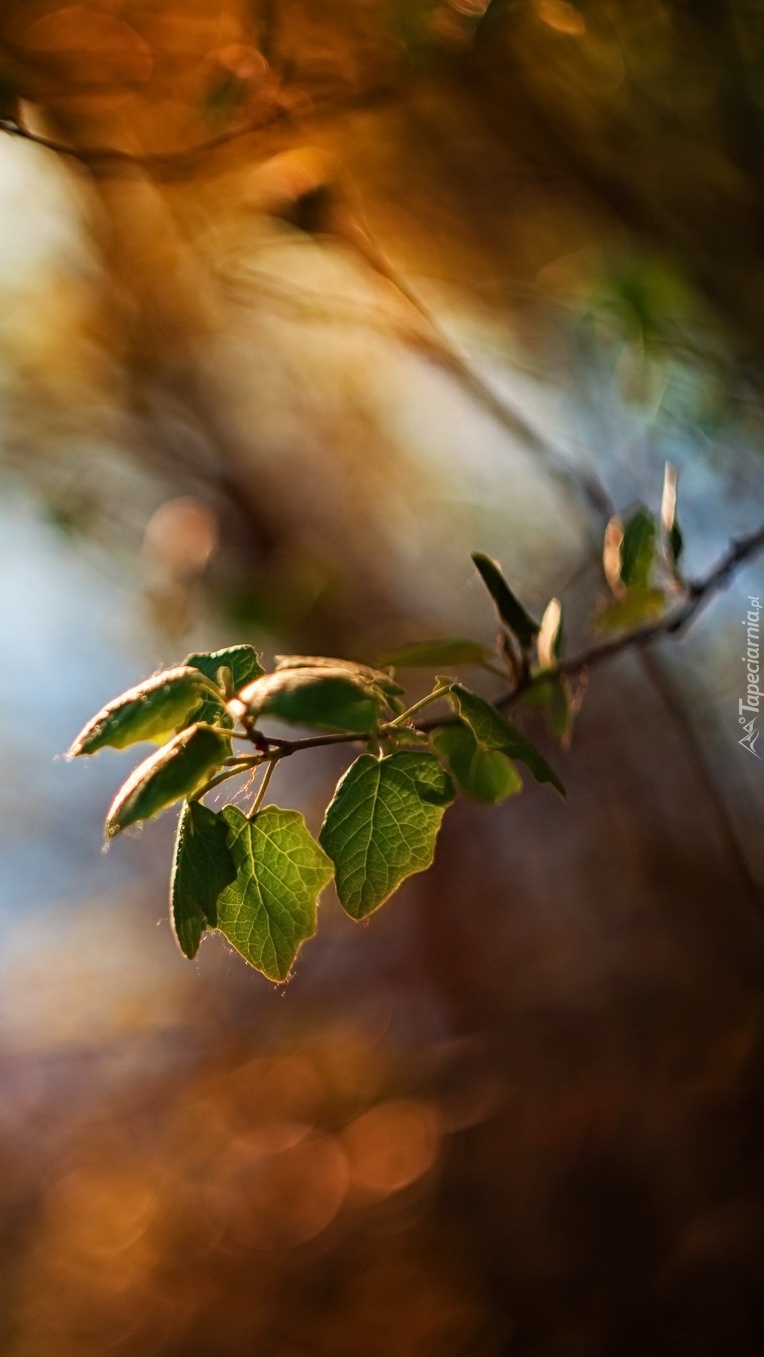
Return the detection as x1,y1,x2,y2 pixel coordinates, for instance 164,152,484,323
0,83,397,179
222,262,614,527
0,105,293,176
234,521,764,759
505,520,764,708
1,99,609,525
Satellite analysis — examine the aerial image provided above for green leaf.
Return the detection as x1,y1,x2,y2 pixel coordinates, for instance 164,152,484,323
431,722,522,804
274,654,403,700
471,552,539,649
319,752,455,919
594,587,666,634
449,684,565,796
106,725,231,837
232,667,383,734
184,644,264,694
215,805,334,981
619,507,656,589
69,667,214,757
375,638,495,668
183,646,264,733
170,802,237,959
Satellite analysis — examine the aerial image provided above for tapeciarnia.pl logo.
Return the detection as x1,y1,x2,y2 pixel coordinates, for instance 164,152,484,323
739,595,761,758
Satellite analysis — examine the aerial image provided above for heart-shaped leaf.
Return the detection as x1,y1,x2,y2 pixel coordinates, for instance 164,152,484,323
320,752,454,919
215,805,334,980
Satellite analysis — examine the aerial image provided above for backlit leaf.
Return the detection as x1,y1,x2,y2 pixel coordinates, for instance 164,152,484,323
184,644,264,694
319,752,455,919
184,644,263,732
106,725,231,836
275,654,403,699
537,598,563,669
660,462,684,571
232,667,383,734
69,667,214,757
215,805,334,981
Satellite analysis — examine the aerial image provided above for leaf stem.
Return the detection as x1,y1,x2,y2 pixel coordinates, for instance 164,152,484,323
250,755,280,816
387,682,452,728
195,757,263,798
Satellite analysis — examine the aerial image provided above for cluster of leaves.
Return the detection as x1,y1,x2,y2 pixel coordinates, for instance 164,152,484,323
68,470,689,983
68,556,570,981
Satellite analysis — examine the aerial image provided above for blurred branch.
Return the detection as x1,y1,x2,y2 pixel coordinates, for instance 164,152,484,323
0,89,609,526
322,194,615,525
0,105,293,174
223,258,613,528
0,83,398,178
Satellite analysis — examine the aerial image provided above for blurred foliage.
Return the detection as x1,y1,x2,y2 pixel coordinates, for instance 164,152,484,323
1,4,764,1357
1,0,764,652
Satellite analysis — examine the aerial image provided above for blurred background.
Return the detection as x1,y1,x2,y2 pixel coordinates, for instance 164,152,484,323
1,2,764,1354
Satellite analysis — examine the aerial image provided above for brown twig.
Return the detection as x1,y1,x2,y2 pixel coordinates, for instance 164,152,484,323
0,106,293,175
233,521,764,759
0,81,398,178
502,521,764,706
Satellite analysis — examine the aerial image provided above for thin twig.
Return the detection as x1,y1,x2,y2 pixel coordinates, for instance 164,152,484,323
1,105,608,524
501,521,764,707
240,521,764,758
224,251,613,525
0,80,398,178
0,106,293,174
